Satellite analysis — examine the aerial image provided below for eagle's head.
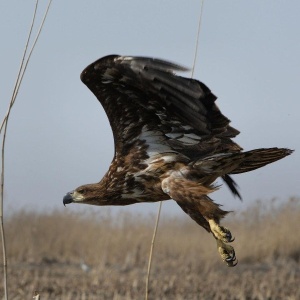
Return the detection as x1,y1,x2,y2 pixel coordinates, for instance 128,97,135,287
63,183,107,206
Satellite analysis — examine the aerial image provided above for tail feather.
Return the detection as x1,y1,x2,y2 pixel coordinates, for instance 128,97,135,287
194,148,293,175
193,148,293,198
230,148,293,174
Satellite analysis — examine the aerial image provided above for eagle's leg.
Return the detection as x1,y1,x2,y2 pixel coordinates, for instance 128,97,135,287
207,219,237,266
176,197,237,266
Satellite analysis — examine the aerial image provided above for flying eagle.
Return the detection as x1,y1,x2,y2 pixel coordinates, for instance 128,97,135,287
63,55,292,266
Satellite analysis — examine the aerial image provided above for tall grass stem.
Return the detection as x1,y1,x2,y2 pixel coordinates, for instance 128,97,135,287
145,1,205,298
145,201,162,300
0,1,52,298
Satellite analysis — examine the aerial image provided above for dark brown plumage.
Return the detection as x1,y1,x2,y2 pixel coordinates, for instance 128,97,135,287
63,55,293,266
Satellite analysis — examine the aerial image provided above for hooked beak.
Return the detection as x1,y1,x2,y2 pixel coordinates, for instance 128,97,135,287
63,192,74,206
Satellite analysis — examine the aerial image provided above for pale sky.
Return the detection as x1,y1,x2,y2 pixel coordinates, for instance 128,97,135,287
0,1,299,217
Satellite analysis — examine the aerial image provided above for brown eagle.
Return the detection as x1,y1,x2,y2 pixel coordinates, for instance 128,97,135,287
63,55,292,266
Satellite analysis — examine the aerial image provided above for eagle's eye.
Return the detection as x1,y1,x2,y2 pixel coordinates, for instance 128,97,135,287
77,188,86,194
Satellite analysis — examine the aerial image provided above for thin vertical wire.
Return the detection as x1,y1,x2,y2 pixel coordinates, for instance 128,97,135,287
145,1,205,299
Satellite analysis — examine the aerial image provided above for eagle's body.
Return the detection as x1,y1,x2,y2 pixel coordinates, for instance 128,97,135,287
64,55,292,266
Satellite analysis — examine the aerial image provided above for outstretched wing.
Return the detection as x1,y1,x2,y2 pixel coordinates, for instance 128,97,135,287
80,55,241,158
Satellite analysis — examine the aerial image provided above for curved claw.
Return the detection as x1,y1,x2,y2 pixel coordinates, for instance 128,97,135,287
224,249,237,267
222,226,235,243
225,251,236,262
217,240,238,267
227,259,238,267
225,233,235,243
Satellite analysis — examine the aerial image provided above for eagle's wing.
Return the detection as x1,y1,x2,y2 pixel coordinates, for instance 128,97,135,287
80,55,241,158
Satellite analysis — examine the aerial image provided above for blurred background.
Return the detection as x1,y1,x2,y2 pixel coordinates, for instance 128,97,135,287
0,1,299,216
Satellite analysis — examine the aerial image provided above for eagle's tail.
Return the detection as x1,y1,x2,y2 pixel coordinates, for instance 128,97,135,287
192,147,292,194
194,148,293,176
192,147,293,199
228,148,293,174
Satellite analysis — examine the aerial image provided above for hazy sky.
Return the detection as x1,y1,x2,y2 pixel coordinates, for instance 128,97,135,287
0,1,299,217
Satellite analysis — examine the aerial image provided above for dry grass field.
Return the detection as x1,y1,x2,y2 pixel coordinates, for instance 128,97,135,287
1,198,300,299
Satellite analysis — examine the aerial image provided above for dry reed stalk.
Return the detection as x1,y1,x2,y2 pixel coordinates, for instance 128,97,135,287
145,1,205,298
191,0,205,78
145,201,162,300
0,1,53,299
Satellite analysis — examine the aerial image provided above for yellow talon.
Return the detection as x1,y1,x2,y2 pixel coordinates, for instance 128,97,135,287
216,239,237,267
208,219,234,243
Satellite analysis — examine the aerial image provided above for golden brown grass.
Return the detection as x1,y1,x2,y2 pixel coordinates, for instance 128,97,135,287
1,198,300,299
